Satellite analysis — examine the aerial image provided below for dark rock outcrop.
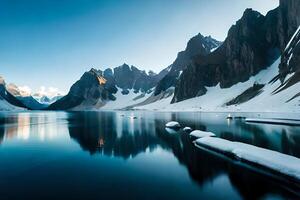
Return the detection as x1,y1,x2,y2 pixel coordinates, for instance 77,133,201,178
277,0,300,50
113,64,165,93
154,34,222,95
225,83,265,106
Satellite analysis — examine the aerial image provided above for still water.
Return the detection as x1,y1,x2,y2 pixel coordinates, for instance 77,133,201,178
0,111,299,200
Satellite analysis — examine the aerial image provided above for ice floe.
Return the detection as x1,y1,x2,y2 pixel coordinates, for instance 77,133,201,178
165,121,181,129
245,118,300,126
183,127,192,132
195,137,300,181
189,130,216,139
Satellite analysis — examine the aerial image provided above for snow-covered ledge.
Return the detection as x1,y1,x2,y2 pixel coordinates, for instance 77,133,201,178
195,137,300,182
189,130,215,139
165,121,181,129
245,118,300,126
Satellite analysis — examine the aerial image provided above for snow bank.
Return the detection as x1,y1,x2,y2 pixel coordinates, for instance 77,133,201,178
190,130,216,139
246,118,300,126
165,121,181,129
195,137,300,181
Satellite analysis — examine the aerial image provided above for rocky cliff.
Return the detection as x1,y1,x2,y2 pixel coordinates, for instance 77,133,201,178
172,0,300,103
154,34,221,96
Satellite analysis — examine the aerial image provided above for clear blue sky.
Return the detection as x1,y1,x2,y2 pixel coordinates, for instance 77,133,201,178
0,0,278,93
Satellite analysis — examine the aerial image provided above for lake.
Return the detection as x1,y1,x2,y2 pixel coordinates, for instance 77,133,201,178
0,111,299,199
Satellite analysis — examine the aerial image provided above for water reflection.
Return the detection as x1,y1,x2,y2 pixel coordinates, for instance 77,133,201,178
0,111,299,199
66,111,299,199
0,112,69,142
67,112,169,158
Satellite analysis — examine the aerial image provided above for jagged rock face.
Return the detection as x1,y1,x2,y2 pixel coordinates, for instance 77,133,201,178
278,0,300,50
288,42,300,73
113,64,136,90
112,64,160,93
172,0,300,103
172,9,278,103
48,69,112,110
278,25,300,82
154,34,222,95
277,0,300,80
103,68,118,94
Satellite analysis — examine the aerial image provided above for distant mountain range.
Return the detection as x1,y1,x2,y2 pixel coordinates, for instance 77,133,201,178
0,78,62,110
48,34,221,110
48,65,169,110
1,0,300,112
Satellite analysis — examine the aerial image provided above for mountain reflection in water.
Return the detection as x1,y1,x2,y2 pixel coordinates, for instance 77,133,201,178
0,111,299,199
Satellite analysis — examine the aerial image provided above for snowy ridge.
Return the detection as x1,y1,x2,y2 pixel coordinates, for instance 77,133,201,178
133,57,300,113
195,137,300,181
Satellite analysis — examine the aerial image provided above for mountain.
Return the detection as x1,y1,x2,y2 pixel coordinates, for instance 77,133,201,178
129,0,300,112
172,0,300,104
154,33,222,96
33,95,63,105
48,69,112,110
0,77,27,110
119,34,222,108
109,64,165,93
48,65,165,110
48,0,300,112
47,33,220,111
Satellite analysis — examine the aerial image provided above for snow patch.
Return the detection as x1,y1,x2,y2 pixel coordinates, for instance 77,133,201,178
284,25,300,52
287,53,293,66
245,118,300,126
101,88,152,110
190,130,216,139
165,121,181,129
183,127,192,132
210,47,218,52
195,137,300,181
